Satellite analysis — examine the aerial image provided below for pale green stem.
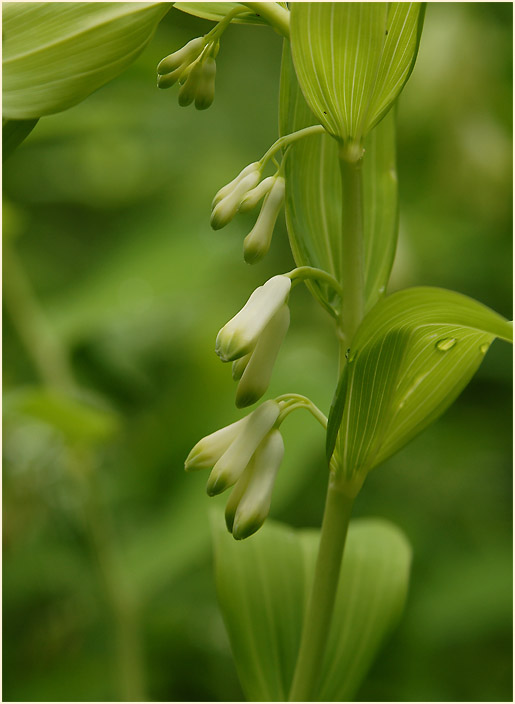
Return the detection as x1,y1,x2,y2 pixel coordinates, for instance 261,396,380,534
260,125,325,166
338,145,365,347
4,241,146,702
288,481,355,701
241,2,290,38
288,144,366,701
286,265,343,298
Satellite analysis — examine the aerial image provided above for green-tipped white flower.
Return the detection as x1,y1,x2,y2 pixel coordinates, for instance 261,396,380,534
215,275,291,363
212,162,261,209
232,352,252,381
178,61,204,107
205,400,280,496
226,429,284,540
184,416,248,471
243,176,285,264
195,57,217,110
211,170,261,230
235,304,290,408
238,176,275,214
157,37,206,75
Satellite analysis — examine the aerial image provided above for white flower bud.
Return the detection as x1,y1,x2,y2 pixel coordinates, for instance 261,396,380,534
215,275,291,362
238,176,275,214
157,37,205,75
210,171,261,230
178,61,203,107
212,162,261,209
243,176,285,264
206,400,279,496
184,416,248,471
232,352,252,381
195,57,216,110
231,430,284,540
235,305,290,408
157,64,189,89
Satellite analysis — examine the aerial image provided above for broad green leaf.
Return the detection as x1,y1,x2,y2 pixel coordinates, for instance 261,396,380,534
2,118,38,160
279,43,398,316
212,513,411,702
289,3,425,143
328,287,513,480
174,2,269,25
3,2,172,119
5,386,120,444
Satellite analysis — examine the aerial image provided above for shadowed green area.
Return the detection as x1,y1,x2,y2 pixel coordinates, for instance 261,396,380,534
3,4,512,702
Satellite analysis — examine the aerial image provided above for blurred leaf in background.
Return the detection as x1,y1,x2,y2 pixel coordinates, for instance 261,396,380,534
2,3,512,702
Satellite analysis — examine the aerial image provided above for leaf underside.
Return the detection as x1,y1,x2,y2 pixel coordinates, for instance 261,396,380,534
279,42,399,317
212,513,411,702
3,2,172,119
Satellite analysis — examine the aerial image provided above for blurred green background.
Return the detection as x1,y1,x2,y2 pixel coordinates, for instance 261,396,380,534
3,3,512,702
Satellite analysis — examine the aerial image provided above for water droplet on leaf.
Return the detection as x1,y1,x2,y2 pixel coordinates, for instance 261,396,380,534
480,343,489,355
435,338,457,352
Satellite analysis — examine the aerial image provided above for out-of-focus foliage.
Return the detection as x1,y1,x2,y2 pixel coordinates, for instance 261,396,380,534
2,4,512,702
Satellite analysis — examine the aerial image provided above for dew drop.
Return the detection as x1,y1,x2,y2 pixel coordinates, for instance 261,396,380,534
435,337,457,352
480,343,489,355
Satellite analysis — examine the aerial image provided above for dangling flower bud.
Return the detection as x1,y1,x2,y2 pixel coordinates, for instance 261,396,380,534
212,162,261,209
206,400,280,496
227,429,284,540
238,176,275,214
210,170,261,230
195,57,217,110
215,275,291,362
184,416,248,471
235,305,290,408
157,37,205,75
157,64,188,89
243,176,285,264
178,61,204,107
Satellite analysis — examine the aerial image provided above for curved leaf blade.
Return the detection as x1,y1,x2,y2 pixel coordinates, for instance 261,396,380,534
3,2,172,119
212,513,411,702
279,42,399,316
2,118,38,160
174,2,270,25
289,3,424,142
332,288,512,481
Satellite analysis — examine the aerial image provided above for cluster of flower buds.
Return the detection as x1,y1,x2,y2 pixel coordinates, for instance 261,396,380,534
216,275,291,408
157,36,218,110
185,400,284,539
211,163,286,264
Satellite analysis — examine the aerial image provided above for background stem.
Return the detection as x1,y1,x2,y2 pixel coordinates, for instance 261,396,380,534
288,482,354,701
242,2,290,37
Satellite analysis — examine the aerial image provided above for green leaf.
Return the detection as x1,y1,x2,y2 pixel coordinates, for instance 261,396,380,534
289,3,425,143
329,287,512,480
174,2,269,25
279,42,399,316
212,513,411,701
5,386,120,444
2,118,38,160
3,2,172,119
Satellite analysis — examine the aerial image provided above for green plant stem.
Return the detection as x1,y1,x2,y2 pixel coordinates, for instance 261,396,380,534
4,241,146,702
241,2,290,37
338,145,365,347
288,482,354,701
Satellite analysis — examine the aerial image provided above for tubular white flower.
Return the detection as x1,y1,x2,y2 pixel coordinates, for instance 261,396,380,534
178,61,204,107
232,352,252,381
212,162,261,209
206,400,280,496
235,304,290,408
210,170,261,230
243,176,285,264
184,416,248,471
238,176,275,214
215,275,291,362
229,429,284,540
195,57,216,110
